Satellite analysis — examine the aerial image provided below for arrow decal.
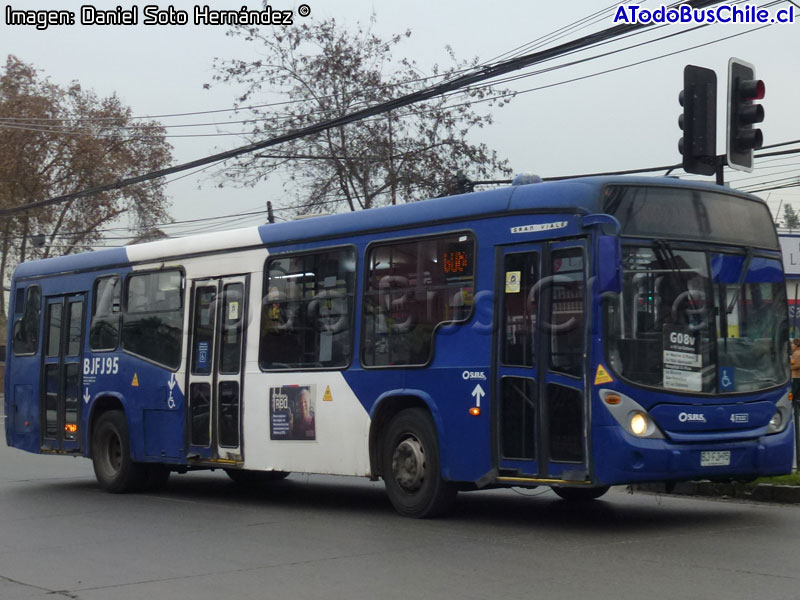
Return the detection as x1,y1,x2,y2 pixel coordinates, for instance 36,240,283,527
471,383,485,407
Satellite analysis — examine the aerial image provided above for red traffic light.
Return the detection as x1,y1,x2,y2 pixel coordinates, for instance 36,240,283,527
727,58,764,173
740,79,765,101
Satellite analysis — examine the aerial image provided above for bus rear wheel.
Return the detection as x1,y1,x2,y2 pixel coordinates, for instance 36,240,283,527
381,408,457,518
92,410,147,493
552,486,610,501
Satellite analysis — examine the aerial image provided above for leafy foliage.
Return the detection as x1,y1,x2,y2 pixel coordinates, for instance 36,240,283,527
208,13,513,215
0,55,172,328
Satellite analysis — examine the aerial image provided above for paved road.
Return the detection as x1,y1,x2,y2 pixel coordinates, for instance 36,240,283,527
2,427,800,600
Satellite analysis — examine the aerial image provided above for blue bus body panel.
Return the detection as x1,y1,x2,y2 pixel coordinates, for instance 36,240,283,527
592,424,794,483
339,210,589,483
11,247,129,280
586,240,794,485
588,377,793,484
5,257,187,464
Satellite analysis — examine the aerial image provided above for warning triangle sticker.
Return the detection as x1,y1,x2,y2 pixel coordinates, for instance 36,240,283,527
594,364,613,385
131,373,139,387
322,385,333,402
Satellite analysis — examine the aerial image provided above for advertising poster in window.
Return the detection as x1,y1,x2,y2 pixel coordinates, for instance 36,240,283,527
663,325,702,391
269,385,316,441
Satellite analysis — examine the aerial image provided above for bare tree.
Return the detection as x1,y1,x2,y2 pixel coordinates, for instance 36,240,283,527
783,204,800,230
0,55,173,331
207,13,513,215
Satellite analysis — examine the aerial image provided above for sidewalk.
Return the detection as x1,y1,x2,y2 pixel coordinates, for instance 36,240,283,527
634,480,800,503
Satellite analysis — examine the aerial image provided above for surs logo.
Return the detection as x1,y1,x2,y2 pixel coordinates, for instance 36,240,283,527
678,412,707,423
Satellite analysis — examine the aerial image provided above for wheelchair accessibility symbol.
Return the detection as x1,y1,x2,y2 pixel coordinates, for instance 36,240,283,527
719,367,735,392
167,373,177,409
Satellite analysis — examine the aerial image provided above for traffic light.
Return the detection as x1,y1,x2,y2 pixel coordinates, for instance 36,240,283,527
678,65,717,176
726,58,765,173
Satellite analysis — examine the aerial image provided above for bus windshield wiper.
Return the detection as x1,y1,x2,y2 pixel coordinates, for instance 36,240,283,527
653,239,697,312
726,247,753,314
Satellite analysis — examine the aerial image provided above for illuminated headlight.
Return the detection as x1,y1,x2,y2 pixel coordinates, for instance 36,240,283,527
767,392,792,435
599,389,664,439
630,412,649,436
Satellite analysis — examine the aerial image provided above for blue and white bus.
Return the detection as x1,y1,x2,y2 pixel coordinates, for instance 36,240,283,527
4,176,793,517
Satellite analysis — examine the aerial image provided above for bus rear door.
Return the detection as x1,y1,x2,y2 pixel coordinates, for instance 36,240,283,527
495,240,589,483
186,276,248,464
41,293,85,453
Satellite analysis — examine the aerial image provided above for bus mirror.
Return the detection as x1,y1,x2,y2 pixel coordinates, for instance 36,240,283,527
597,236,622,295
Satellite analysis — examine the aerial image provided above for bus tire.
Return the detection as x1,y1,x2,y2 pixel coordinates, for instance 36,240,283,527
381,408,457,518
91,410,147,493
225,469,290,485
552,486,610,501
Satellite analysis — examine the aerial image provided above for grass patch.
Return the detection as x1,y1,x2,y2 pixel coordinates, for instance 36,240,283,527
754,473,800,486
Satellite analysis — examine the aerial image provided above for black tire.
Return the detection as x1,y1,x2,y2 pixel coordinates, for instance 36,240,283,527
92,410,147,493
552,485,610,501
225,469,290,485
381,408,457,518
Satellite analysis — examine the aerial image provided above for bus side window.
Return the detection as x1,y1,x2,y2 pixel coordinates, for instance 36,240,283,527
122,270,184,369
12,285,42,356
90,276,121,351
362,234,474,367
260,247,356,370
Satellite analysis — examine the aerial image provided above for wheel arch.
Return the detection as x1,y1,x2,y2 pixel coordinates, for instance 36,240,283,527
86,393,127,458
368,390,442,478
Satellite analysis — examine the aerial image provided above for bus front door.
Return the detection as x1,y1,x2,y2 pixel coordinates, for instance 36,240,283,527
496,240,589,483
41,294,85,453
186,276,249,464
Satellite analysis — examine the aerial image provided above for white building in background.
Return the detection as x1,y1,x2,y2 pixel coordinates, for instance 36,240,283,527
779,232,800,339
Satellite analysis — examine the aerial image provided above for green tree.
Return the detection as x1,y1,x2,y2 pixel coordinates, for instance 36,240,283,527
207,13,513,215
0,55,173,332
783,204,800,230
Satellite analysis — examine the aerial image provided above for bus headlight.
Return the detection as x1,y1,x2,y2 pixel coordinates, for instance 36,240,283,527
630,412,649,436
768,412,783,431
767,392,792,435
599,389,664,439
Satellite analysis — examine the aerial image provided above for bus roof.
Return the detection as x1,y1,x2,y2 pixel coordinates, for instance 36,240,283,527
12,176,766,280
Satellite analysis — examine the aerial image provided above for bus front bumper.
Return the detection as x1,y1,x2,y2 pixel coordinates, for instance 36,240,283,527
591,423,795,485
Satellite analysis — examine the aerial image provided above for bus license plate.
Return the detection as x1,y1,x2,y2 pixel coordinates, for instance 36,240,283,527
701,451,730,467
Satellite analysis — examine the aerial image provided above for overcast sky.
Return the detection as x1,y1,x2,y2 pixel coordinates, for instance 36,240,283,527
3,0,799,242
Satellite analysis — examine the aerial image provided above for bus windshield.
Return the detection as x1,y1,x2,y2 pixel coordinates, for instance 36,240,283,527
606,244,788,394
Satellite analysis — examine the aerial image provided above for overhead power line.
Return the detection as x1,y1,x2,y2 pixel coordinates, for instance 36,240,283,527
0,14,718,138
0,1,630,130
0,0,727,218
26,139,800,243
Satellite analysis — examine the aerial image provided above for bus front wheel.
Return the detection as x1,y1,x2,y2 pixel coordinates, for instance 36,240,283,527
381,408,457,518
92,410,146,493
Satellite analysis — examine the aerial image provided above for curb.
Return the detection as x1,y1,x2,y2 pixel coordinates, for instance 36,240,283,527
633,481,800,503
